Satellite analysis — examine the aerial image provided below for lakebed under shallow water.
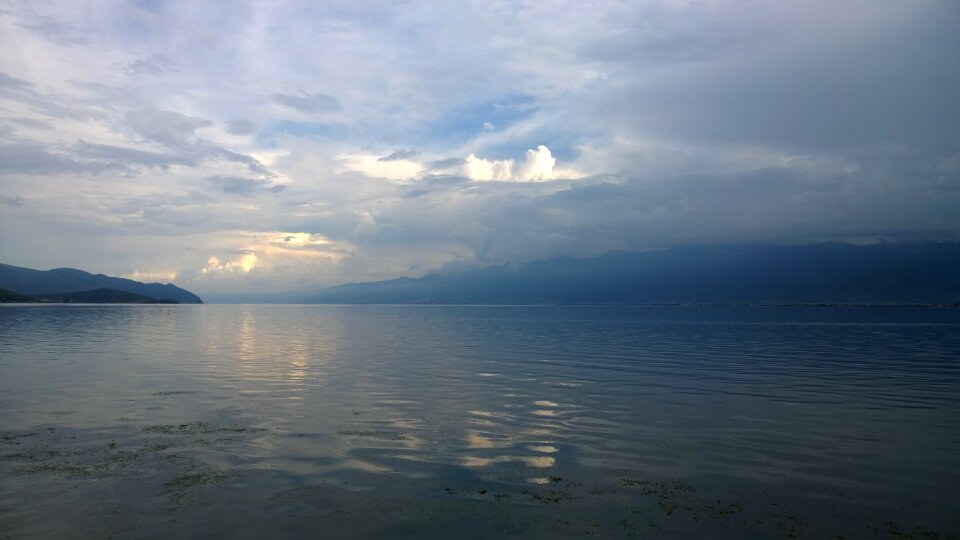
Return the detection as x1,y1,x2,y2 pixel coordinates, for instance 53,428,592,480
1,305,958,539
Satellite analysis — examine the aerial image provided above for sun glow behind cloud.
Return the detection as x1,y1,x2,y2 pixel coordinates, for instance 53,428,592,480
340,154,424,181
270,232,346,257
203,253,258,274
121,270,178,283
193,231,353,290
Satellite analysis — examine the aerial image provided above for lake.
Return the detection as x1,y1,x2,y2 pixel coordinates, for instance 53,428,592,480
1,305,958,539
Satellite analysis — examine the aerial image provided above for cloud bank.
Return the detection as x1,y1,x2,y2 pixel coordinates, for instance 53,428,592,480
0,0,957,295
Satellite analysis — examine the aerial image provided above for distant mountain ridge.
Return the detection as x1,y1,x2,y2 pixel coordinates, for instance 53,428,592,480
0,263,203,303
0,287,31,302
27,288,181,304
307,243,960,305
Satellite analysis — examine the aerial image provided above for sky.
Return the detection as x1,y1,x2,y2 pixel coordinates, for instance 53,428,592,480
1,0,958,297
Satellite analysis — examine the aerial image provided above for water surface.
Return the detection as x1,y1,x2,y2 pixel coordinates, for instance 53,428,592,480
1,305,958,538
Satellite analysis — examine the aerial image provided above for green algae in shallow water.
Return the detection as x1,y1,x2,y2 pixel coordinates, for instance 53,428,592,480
3,424,959,539
142,422,264,435
1,431,37,443
10,462,91,475
164,471,229,493
0,422,262,493
337,429,408,441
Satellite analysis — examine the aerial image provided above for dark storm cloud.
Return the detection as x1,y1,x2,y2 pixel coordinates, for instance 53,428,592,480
578,12,750,65
316,151,959,268
270,92,341,113
466,167,960,261
580,3,960,155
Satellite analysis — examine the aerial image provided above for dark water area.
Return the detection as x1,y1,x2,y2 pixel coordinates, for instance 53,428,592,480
1,305,958,539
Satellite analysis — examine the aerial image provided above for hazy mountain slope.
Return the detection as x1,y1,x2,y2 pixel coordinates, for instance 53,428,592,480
0,263,203,303
0,287,31,302
28,288,181,303
307,243,960,305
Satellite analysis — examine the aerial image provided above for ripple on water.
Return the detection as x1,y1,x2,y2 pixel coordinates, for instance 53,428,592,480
1,304,958,538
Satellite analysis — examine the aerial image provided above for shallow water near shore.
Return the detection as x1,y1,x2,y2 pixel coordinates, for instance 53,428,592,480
1,304,958,539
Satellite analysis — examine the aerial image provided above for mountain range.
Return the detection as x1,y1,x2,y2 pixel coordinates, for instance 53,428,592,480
307,243,960,305
0,263,203,303
4,243,958,305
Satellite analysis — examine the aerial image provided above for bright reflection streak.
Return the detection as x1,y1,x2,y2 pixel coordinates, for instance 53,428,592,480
343,459,392,473
466,432,499,449
462,455,555,468
238,306,255,363
288,347,307,380
460,397,565,472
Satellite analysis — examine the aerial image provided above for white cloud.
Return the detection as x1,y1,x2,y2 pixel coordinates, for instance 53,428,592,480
463,152,514,181
461,145,580,182
517,145,557,180
339,145,581,182
202,253,257,274
181,231,357,292
121,270,178,283
340,153,424,181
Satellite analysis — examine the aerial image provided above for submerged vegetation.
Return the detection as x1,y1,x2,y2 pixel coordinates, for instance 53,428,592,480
2,417,956,539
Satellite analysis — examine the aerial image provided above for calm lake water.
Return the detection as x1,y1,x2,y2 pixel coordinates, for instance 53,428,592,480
1,305,958,539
